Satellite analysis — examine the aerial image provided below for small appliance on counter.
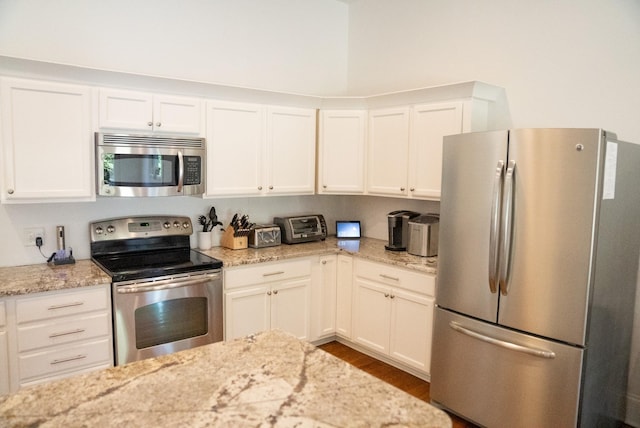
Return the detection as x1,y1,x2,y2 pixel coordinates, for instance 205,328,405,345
274,214,327,244
385,210,420,251
48,225,75,265
407,214,439,257
248,224,282,248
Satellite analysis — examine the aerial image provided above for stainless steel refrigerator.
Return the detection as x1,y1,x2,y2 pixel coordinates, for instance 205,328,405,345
431,129,640,427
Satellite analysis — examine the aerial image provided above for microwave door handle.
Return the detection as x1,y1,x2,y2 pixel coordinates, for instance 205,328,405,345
177,150,184,193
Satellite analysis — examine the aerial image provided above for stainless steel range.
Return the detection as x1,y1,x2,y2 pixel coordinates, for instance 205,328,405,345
90,215,223,366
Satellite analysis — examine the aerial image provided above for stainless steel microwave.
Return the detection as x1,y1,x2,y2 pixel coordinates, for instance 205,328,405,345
96,132,205,197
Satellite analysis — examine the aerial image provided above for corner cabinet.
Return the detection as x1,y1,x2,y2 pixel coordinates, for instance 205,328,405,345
352,258,435,377
0,78,94,203
317,110,367,194
367,102,466,200
224,258,312,341
205,101,316,197
98,88,204,135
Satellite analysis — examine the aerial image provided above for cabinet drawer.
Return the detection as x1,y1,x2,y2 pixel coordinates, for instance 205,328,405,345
0,301,5,327
225,258,312,289
16,286,109,324
19,338,112,381
17,312,110,353
354,259,435,296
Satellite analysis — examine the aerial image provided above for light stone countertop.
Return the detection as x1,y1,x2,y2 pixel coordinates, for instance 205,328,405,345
0,329,451,427
0,237,436,298
0,259,111,297
199,236,438,274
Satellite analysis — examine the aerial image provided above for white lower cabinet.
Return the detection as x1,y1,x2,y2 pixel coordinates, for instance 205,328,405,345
335,254,353,339
310,255,337,341
224,258,312,341
0,301,9,396
5,284,113,392
352,258,435,376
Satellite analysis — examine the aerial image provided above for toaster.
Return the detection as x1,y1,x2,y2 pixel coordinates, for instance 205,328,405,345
274,214,327,244
248,224,282,248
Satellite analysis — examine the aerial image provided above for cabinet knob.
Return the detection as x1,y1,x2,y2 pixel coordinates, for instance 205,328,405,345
7,189,14,195
390,294,396,299
400,187,406,192
384,293,390,298
273,289,278,295
156,122,161,127
267,291,272,296
258,186,263,190
323,185,327,189
410,187,415,191
322,260,327,265
147,121,153,127
269,186,274,190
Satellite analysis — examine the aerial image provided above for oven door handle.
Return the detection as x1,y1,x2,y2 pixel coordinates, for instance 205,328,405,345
116,273,220,294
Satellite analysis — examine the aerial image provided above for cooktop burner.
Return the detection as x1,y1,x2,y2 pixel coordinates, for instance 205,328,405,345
90,215,223,283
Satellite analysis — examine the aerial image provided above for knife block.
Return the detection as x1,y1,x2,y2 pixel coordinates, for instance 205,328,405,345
220,228,248,250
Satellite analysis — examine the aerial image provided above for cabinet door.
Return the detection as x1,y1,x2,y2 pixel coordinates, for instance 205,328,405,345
266,106,316,195
99,88,153,131
335,254,353,338
0,330,8,396
389,288,434,373
352,278,391,354
315,255,337,339
153,95,202,134
367,107,410,196
318,110,366,194
205,101,264,196
271,277,311,340
1,78,94,202
224,285,270,340
409,102,463,200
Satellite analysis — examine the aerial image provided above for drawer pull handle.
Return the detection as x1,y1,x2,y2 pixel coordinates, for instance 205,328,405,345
263,271,285,277
50,354,87,365
49,328,86,339
48,301,84,310
380,274,399,281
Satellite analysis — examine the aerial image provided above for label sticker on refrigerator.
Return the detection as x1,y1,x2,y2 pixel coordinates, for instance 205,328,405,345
603,141,617,200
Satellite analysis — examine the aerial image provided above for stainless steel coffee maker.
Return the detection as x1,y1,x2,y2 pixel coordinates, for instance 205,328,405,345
385,210,420,251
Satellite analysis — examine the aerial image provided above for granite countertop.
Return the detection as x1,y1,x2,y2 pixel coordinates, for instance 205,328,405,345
199,236,438,274
0,329,451,427
0,237,436,298
0,259,111,297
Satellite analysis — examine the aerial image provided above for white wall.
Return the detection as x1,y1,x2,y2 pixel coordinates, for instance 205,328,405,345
345,0,640,424
0,0,349,96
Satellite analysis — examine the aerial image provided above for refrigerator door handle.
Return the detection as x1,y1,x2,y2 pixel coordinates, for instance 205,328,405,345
488,160,505,293
449,321,556,359
499,160,516,295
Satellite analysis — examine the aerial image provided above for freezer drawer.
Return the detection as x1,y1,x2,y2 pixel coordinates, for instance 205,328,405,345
431,308,583,428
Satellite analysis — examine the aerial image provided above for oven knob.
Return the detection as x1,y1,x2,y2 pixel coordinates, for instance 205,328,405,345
182,222,190,229
95,227,104,235
163,222,171,229
173,221,180,228
106,225,115,233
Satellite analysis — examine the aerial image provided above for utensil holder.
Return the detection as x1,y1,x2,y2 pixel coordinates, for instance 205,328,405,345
220,228,248,250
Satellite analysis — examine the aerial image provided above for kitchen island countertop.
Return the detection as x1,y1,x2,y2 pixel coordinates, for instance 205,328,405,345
0,329,451,427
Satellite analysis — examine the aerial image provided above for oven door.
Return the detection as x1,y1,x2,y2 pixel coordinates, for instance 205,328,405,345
112,270,222,365
97,144,204,197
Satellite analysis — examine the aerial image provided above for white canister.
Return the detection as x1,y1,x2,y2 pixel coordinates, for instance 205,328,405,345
198,231,212,250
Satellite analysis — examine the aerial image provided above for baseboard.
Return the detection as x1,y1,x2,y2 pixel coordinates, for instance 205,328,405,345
627,393,640,427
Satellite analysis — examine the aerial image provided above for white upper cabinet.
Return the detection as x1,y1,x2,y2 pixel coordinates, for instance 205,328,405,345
317,110,366,194
408,102,463,200
0,78,94,203
367,107,411,197
99,88,203,135
205,101,264,197
205,102,316,197
266,106,316,196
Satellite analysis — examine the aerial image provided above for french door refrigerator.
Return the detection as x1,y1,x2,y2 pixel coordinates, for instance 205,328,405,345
431,129,640,427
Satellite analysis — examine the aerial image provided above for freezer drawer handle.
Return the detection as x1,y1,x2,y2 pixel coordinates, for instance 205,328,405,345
488,160,505,293
449,321,556,359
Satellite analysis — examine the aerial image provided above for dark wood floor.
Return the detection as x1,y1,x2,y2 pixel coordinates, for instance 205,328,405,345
318,340,478,428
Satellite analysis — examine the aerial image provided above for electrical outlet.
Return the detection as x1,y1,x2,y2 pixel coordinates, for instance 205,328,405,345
24,227,45,247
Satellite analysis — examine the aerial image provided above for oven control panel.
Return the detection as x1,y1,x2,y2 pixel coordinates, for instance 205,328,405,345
90,216,193,242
